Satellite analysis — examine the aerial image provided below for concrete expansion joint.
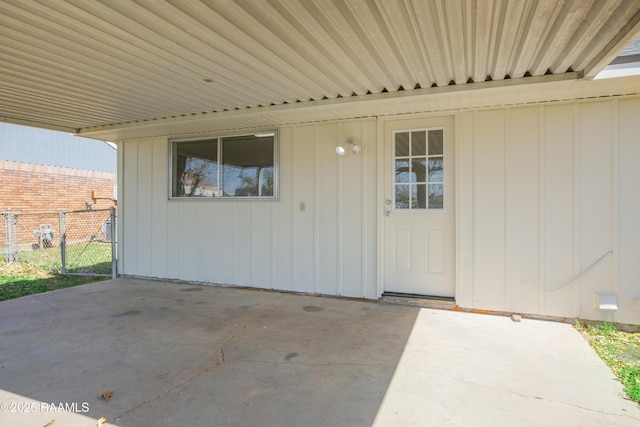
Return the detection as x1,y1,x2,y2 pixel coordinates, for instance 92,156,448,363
448,375,639,420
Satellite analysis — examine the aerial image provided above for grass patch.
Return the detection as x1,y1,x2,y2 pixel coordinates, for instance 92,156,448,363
17,242,113,274
17,246,61,272
0,260,109,302
576,320,640,403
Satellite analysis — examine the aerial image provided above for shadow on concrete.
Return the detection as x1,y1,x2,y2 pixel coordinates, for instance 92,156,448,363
0,278,420,426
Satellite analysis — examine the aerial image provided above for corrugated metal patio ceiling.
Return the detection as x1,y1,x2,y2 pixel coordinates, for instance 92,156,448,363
1,0,640,140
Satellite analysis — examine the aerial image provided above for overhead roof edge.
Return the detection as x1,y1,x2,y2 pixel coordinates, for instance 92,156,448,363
584,10,640,79
1,116,78,135
78,72,580,141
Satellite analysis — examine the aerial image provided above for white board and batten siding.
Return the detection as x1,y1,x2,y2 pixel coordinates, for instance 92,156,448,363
456,98,640,325
119,119,379,300
119,96,640,324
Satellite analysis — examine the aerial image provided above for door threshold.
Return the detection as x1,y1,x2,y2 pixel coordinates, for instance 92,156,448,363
380,292,456,310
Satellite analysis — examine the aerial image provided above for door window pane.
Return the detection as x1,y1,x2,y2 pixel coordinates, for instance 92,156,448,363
413,184,427,209
411,159,427,183
428,130,443,155
411,131,426,155
395,132,410,157
395,184,410,209
428,184,444,209
428,158,443,182
395,160,410,182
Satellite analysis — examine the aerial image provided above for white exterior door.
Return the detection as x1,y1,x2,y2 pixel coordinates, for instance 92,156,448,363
383,117,455,297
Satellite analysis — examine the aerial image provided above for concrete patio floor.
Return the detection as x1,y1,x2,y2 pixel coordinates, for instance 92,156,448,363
0,278,638,426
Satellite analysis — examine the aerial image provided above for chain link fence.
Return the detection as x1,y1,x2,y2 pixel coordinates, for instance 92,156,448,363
1,207,116,278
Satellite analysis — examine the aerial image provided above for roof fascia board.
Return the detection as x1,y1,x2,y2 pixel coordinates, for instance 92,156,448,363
78,72,579,140
1,116,78,134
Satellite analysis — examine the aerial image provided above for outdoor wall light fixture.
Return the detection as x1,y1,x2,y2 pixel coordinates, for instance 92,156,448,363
336,138,361,155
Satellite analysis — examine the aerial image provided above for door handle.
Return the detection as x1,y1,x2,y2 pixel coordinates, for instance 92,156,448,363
385,199,392,216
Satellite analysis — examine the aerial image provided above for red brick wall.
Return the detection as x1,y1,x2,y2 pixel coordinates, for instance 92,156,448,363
0,160,116,213
0,161,117,252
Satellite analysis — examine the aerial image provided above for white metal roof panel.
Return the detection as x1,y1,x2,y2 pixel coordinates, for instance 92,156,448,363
1,0,639,137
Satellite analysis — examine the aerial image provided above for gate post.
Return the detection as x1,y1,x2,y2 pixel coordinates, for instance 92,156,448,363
110,206,116,279
59,212,67,273
5,208,15,262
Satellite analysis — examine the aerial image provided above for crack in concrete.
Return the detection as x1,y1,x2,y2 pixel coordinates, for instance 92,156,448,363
219,323,246,364
32,298,59,328
112,364,215,424
448,374,640,420
112,322,248,424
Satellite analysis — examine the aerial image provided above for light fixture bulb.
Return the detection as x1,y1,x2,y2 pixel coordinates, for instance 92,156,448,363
336,138,361,155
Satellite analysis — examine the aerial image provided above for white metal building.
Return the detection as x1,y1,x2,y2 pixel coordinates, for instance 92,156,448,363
2,0,640,324
0,123,116,173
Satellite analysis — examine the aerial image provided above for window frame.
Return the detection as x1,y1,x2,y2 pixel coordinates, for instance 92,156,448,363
392,127,446,211
169,130,279,201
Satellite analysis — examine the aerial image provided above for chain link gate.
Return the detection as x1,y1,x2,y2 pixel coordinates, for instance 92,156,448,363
1,207,116,278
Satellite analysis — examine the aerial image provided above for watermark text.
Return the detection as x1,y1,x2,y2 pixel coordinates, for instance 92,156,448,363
1,401,90,413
